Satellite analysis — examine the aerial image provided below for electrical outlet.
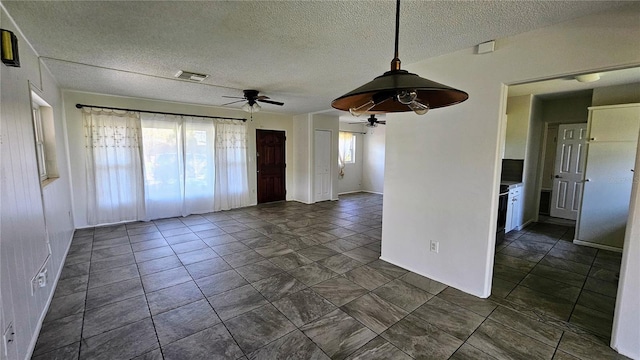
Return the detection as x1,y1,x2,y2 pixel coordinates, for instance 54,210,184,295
430,241,439,253
3,322,14,357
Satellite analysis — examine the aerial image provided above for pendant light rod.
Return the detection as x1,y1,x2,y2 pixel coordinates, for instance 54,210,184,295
391,0,401,71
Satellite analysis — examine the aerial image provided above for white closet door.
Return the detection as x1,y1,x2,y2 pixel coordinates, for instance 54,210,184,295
314,130,332,202
550,124,587,220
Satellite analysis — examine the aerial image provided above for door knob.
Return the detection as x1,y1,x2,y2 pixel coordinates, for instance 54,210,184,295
555,175,562,178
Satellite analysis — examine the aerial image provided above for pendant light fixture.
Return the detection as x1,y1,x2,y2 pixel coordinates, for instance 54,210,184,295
331,0,468,116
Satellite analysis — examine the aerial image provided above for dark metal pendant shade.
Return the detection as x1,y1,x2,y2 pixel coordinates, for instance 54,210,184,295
332,69,468,112
331,0,468,115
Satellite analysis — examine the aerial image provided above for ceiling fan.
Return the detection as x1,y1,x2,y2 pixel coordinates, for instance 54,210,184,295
350,114,386,128
221,89,284,113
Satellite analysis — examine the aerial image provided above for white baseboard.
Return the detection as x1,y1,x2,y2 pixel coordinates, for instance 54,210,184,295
337,190,363,195
362,190,383,195
573,239,623,253
516,219,533,231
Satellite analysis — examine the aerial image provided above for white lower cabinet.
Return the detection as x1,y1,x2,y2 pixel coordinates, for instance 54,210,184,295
505,184,523,233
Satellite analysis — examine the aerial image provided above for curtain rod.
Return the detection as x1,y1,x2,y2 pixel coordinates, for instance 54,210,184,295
75,103,247,122
340,130,367,135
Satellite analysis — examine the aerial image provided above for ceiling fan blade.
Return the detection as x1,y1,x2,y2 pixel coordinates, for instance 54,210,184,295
220,100,245,106
377,121,386,124
256,95,270,100
258,99,284,106
221,96,245,99
348,122,366,124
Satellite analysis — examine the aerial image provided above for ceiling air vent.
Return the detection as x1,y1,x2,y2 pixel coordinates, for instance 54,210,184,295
174,70,209,82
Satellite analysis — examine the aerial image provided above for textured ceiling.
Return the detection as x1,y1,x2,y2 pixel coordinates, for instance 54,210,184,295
3,1,631,114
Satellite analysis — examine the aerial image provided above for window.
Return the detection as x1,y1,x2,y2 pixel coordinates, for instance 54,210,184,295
339,132,356,164
30,91,58,183
32,105,47,180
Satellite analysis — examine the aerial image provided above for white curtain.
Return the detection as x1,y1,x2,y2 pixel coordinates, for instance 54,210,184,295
214,121,250,211
338,131,351,178
141,114,217,219
83,108,144,225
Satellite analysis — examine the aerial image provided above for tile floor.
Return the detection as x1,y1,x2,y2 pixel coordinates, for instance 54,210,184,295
32,193,628,359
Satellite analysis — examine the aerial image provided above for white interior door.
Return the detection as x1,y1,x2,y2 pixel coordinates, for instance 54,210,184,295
550,124,587,220
314,130,332,202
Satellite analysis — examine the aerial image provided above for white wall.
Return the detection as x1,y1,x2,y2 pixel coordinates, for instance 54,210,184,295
362,125,386,194
505,95,533,159
1,6,74,360
592,82,640,106
541,92,593,124
291,114,312,203
338,123,365,194
611,132,640,359
62,91,293,227
381,3,640,304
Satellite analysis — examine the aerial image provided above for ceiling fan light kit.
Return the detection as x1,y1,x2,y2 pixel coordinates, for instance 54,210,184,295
331,0,468,116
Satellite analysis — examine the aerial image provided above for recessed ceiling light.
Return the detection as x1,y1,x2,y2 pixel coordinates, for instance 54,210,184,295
575,73,600,83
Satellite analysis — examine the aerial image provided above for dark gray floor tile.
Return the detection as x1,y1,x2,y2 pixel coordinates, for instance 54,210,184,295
588,266,619,284
134,246,175,263
252,272,307,301
343,233,378,247
33,314,83,356
32,341,79,360
59,262,91,280
195,269,248,297
367,260,408,278
43,292,86,323
381,314,462,360
318,254,363,274
547,247,596,265
508,239,554,254
85,277,144,310
200,233,236,246
494,253,537,272
80,318,158,360
413,296,485,340
240,236,277,249
553,351,582,360
208,284,268,320
344,336,411,360
301,309,377,360
583,277,618,298
146,280,204,315
342,293,408,334
91,244,132,260
493,263,529,283
592,251,622,271
500,245,546,262
54,275,89,297
231,229,263,240
303,232,338,244
137,255,183,276
92,236,129,250
506,285,575,321
466,319,555,360
272,288,337,327
170,239,208,254
323,238,361,253
491,277,518,299
569,304,613,338
326,227,358,238
400,272,447,295
131,238,169,252
82,295,150,338
552,240,598,256
577,290,616,316
437,287,498,317
185,257,231,279
450,343,496,360
557,331,622,360
89,253,136,273
312,276,369,307
253,241,294,258
225,304,297,354
530,264,587,288
520,273,582,302
164,232,199,245
153,299,220,346
222,249,265,268
297,245,339,261
141,266,191,293
235,259,283,282
211,241,250,256
373,278,434,312
343,246,380,263
248,329,329,359
64,251,92,266
269,252,314,271
161,227,192,237
88,264,139,289
129,232,163,243
176,247,219,265
344,265,393,291
488,306,563,347
290,262,337,286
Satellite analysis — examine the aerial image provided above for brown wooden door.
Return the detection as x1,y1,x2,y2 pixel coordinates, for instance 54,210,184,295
256,129,286,203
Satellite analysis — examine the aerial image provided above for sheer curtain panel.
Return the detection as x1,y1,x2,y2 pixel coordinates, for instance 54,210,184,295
214,121,250,211
84,108,145,225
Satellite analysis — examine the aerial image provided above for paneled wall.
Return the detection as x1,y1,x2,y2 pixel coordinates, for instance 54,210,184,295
1,7,74,360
